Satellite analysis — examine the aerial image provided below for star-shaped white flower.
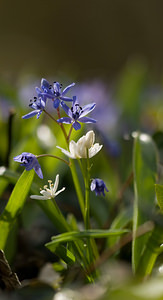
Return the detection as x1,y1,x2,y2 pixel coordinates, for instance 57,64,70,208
30,174,65,200
57,130,103,159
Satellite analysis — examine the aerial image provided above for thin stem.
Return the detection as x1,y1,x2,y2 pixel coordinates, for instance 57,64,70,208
44,109,68,144
69,159,85,218
50,198,70,232
67,124,73,142
85,152,90,230
82,154,99,267
44,109,58,124
37,154,70,166
57,107,68,144
50,199,94,282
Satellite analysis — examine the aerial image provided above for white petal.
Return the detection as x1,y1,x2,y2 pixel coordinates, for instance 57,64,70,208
76,138,87,158
89,143,103,158
54,187,66,197
85,131,95,148
30,195,48,200
53,174,59,194
56,146,75,159
69,141,79,158
40,190,51,198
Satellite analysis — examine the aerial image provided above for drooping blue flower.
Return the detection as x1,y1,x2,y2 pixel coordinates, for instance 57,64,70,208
22,96,46,119
13,152,43,179
36,78,75,109
57,97,96,130
90,178,108,196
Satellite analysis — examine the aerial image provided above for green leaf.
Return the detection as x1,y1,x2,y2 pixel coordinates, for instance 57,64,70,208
54,245,76,265
45,229,129,253
132,132,158,273
108,206,133,247
0,169,35,249
137,225,163,276
155,184,163,212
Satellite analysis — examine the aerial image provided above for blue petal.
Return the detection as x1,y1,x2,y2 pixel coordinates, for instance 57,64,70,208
73,121,81,130
41,92,54,99
78,117,96,123
22,110,40,119
57,117,72,124
34,164,43,179
62,83,75,95
25,164,34,171
60,101,72,117
53,82,60,93
79,103,96,117
41,78,50,90
53,98,60,109
60,96,73,102
13,153,26,162
37,110,43,119
35,87,42,96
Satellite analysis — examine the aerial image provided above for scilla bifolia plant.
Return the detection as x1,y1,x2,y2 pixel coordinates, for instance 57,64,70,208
0,78,160,284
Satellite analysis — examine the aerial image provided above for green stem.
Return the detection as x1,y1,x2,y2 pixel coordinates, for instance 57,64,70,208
50,198,70,232
37,154,70,166
67,124,73,142
56,107,69,145
44,109,58,124
44,109,68,143
69,159,85,218
50,198,94,282
85,153,90,230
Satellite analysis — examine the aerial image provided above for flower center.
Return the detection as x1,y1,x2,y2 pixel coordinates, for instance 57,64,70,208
71,103,83,120
21,155,31,164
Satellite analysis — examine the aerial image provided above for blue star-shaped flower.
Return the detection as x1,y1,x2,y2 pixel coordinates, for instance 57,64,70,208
90,178,108,196
57,97,96,130
13,152,43,179
36,78,75,109
22,96,46,119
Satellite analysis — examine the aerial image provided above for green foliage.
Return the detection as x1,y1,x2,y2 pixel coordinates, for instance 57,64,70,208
46,229,129,252
0,169,34,250
132,132,158,274
155,184,163,212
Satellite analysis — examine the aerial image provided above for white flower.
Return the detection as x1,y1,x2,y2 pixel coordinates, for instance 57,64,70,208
57,130,103,159
30,174,65,200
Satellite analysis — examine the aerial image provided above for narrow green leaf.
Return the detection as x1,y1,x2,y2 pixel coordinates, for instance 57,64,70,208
36,200,70,233
0,169,35,249
132,133,158,273
155,184,163,212
45,229,129,252
54,245,76,265
108,206,133,247
137,225,163,276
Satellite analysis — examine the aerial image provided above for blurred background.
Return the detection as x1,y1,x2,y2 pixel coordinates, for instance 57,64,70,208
0,0,163,81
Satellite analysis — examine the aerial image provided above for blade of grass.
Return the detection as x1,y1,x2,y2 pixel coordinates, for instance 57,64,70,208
132,132,158,274
0,169,35,249
45,229,129,252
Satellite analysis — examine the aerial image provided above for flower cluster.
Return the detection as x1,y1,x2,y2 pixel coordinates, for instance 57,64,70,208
22,79,96,130
14,78,108,197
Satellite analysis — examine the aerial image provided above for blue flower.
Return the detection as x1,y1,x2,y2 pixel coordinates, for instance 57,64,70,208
13,152,43,179
90,178,108,196
22,96,46,119
57,97,96,130
36,79,75,109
